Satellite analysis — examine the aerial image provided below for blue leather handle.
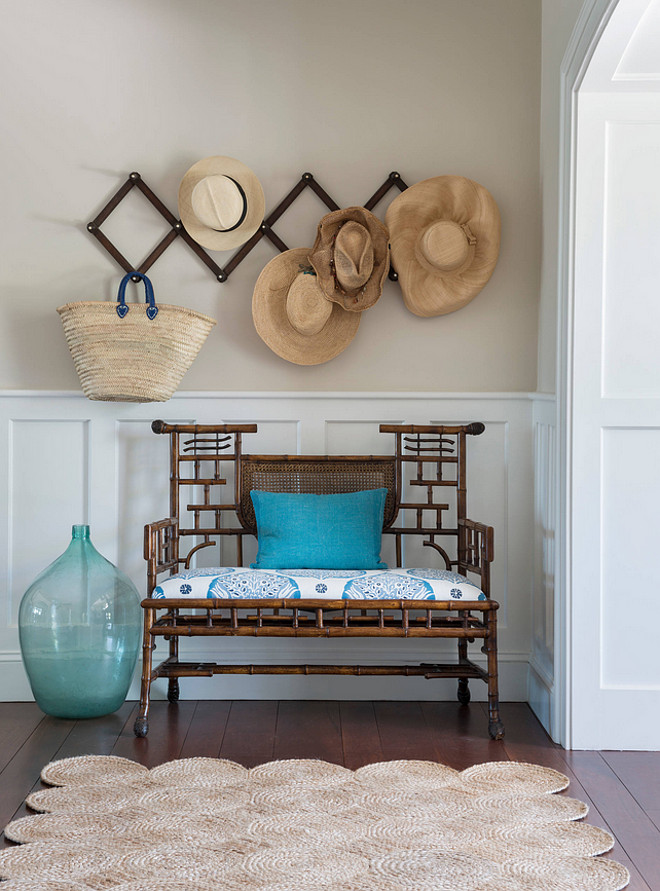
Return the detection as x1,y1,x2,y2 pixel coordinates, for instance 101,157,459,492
116,272,159,320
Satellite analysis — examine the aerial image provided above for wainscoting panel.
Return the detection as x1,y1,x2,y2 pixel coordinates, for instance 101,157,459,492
529,396,557,734
0,391,535,703
1,419,89,651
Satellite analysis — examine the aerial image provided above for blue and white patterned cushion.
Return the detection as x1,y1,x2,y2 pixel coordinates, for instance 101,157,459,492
152,567,235,599
208,572,300,599
406,569,484,600
152,568,486,601
343,573,434,600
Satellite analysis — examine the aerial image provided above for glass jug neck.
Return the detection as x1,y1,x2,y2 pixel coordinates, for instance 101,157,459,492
71,525,91,541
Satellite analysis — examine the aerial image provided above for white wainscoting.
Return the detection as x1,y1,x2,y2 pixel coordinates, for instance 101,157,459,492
529,395,557,735
0,391,535,703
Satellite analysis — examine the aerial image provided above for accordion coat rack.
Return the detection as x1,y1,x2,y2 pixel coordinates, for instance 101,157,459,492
87,171,409,283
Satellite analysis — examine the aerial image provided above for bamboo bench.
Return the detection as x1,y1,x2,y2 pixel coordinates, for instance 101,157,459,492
135,420,504,740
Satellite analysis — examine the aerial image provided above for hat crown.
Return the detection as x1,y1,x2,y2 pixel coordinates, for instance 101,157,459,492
191,174,246,232
310,206,389,312
334,221,374,291
418,220,476,273
286,270,333,337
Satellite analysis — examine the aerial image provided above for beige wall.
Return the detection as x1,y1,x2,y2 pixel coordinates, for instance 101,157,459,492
0,0,541,393
537,0,587,393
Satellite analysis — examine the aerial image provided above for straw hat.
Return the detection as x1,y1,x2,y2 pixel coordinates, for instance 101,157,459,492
385,176,501,317
178,156,265,251
253,248,360,365
309,207,390,312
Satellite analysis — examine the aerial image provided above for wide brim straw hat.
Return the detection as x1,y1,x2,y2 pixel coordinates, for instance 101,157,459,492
178,156,265,251
385,176,501,317
253,248,360,365
309,206,390,312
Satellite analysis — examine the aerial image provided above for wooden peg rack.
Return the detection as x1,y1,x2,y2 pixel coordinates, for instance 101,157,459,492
87,171,409,283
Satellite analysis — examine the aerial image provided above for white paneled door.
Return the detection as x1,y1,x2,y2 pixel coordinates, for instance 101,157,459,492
570,92,660,748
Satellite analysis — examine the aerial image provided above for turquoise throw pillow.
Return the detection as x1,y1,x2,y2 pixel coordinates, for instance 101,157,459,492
250,489,388,570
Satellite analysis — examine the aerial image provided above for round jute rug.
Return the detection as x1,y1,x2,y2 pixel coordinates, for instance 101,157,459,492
1,756,629,890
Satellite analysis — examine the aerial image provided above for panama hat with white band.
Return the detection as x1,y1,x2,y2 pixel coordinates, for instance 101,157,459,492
178,156,265,251
252,248,360,366
385,175,501,317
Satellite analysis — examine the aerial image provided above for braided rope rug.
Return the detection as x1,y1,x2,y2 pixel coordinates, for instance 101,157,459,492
1,755,629,890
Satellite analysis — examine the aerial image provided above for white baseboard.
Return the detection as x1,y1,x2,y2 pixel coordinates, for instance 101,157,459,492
527,657,554,734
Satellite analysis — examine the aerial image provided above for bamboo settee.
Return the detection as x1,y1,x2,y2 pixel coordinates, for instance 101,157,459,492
136,420,504,740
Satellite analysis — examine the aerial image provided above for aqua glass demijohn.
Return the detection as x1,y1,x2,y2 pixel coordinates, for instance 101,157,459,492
19,525,141,719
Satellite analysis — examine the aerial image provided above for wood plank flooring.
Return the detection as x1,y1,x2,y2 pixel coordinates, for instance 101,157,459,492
1,700,659,889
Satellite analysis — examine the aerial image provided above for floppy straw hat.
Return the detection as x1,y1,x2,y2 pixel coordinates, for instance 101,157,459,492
178,156,265,251
253,248,360,365
385,176,500,317
309,206,390,312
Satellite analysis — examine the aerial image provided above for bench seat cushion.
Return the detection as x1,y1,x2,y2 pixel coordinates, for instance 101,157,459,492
152,568,486,601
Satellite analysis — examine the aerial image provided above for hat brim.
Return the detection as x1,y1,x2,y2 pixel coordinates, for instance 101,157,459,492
253,249,360,365
309,207,390,312
385,176,500,317
179,156,265,252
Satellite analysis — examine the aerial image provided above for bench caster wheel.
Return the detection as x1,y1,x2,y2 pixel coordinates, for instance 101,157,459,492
457,679,471,705
167,679,180,702
134,717,149,738
488,719,505,740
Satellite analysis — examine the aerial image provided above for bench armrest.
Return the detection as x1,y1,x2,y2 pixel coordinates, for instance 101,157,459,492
458,518,494,597
144,518,179,595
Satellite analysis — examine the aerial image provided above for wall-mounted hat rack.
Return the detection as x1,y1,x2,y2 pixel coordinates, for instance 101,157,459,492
87,171,409,283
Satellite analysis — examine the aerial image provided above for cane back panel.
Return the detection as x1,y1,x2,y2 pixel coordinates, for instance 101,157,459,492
239,456,397,533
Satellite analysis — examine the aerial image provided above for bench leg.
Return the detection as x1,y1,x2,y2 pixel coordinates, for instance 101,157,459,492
167,625,180,702
457,637,471,704
457,677,471,705
134,606,155,738
484,607,505,740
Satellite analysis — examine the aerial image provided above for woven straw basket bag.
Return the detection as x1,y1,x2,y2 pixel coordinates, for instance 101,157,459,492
58,273,216,403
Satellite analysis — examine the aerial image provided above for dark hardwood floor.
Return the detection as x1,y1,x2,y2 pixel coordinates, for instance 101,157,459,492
1,700,659,890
